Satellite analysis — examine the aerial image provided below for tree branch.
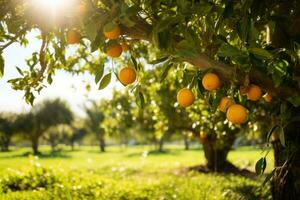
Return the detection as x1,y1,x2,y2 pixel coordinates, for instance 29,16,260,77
30,32,48,88
122,17,300,99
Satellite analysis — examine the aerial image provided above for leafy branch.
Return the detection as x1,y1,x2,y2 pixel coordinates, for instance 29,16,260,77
29,31,48,88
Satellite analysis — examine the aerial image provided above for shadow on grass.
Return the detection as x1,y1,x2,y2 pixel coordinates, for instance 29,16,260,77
227,184,267,200
1,150,72,159
125,149,182,157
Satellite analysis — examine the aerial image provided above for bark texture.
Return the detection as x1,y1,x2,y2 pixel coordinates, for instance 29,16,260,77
202,133,236,172
271,108,300,200
99,136,105,152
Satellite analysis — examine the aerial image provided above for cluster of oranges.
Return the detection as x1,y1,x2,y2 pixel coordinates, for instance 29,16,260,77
177,72,272,125
102,23,136,86
66,22,136,86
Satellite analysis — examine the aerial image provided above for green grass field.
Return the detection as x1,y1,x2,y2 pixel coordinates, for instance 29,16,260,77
0,145,273,200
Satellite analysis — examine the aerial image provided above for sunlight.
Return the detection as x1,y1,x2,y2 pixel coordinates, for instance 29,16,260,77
33,0,66,9
28,0,79,25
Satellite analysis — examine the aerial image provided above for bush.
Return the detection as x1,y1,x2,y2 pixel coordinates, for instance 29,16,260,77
0,167,272,200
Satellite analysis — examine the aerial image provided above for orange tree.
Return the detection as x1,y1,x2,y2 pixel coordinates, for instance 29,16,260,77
1,0,300,199
140,65,244,170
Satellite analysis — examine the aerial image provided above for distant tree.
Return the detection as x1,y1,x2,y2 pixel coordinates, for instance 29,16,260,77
68,126,86,151
106,91,135,146
43,125,73,152
84,101,106,152
0,113,16,151
16,99,73,154
61,120,87,151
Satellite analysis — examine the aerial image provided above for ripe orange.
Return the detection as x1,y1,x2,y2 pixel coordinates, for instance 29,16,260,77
118,66,137,85
218,97,235,112
67,30,81,44
226,104,248,124
121,42,130,52
263,92,272,103
177,88,195,107
202,72,221,91
106,44,122,58
247,84,262,101
103,23,121,40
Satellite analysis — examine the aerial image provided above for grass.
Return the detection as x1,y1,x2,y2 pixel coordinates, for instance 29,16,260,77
0,145,273,200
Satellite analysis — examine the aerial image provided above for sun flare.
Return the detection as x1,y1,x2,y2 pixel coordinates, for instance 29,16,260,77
33,0,66,9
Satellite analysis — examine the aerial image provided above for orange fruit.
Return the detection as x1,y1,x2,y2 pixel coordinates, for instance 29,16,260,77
121,43,130,52
202,72,221,91
226,104,248,124
67,30,81,44
103,23,121,40
218,97,235,112
177,88,195,107
247,84,262,101
106,44,122,58
118,66,137,85
263,92,272,103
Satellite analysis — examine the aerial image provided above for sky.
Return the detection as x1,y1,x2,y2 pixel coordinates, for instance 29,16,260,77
0,31,119,117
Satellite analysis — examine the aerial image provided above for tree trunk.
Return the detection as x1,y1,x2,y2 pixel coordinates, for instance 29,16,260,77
31,138,39,155
271,108,300,200
158,137,164,152
202,133,236,172
184,134,190,150
99,136,105,152
0,137,10,152
50,142,56,152
70,140,74,151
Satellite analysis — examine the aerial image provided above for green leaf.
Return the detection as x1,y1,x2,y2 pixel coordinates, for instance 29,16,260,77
217,43,242,58
255,157,267,175
279,126,285,147
16,67,23,76
91,32,105,52
47,74,53,84
149,56,169,65
249,48,273,60
99,73,111,90
136,92,145,108
126,5,141,15
267,125,279,143
263,169,275,186
131,55,138,70
160,62,172,82
287,96,300,107
176,40,197,57
85,21,98,41
24,91,35,106
119,5,140,27
119,14,136,27
95,64,104,84
0,53,4,78
237,15,250,43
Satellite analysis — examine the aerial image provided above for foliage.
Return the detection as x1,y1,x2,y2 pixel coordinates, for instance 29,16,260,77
16,99,74,153
0,113,17,151
84,101,106,150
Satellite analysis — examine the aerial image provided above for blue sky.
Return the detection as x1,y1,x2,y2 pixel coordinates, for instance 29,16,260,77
0,31,118,116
